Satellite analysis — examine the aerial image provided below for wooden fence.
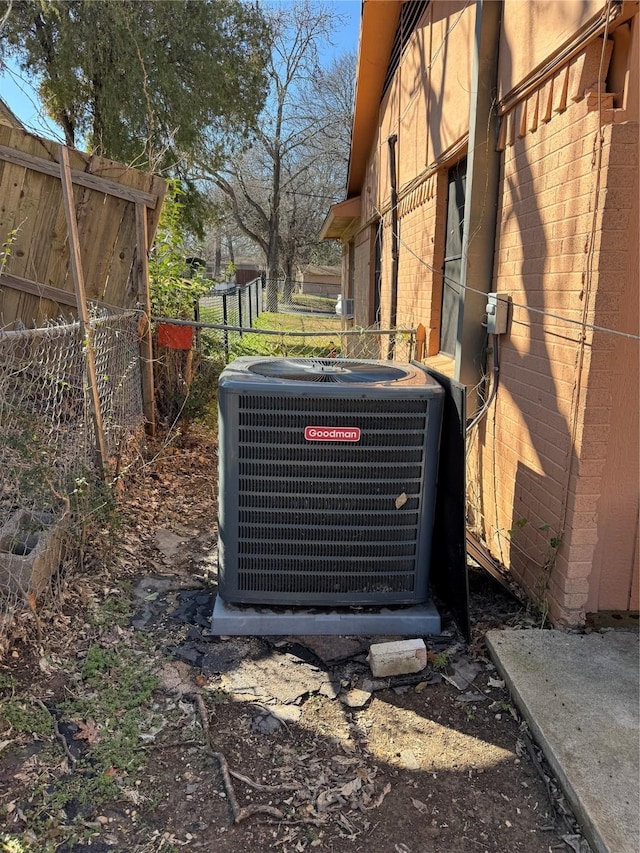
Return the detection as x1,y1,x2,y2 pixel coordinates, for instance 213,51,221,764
0,118,167,435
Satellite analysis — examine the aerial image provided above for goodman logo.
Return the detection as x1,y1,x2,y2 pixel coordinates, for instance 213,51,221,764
304,426,361,442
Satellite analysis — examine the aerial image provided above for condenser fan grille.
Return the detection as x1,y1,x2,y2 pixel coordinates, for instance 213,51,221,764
230,394,431,602
217,357,445,607
247,358,409,383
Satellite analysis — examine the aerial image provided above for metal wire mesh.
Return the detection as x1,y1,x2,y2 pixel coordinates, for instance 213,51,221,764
198,319,417,364
196,278,412,362
199,277,263,330
0,309,144,638
92,311,145,455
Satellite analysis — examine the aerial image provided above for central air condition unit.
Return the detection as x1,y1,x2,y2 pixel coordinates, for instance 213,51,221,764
216,357,444,612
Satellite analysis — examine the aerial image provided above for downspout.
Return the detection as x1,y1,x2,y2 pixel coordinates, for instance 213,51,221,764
387,133,399,359
455,0,503,415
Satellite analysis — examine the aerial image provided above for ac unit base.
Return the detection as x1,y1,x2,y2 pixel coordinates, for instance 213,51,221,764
210,595,441,637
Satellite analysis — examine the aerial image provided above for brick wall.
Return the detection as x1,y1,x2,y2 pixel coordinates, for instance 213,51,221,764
474,84,638,624
341,4,638,624
395,172,448,353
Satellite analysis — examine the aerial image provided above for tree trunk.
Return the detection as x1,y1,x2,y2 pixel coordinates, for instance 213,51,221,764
282,257,295,304
214,235,222,278
266,227,280,311
226,235,235,266
265,119,282,311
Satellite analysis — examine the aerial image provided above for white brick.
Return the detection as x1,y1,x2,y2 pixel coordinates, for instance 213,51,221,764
367,639,427,677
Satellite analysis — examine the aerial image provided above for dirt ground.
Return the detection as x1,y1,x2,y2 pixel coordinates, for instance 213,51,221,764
0,420,590,853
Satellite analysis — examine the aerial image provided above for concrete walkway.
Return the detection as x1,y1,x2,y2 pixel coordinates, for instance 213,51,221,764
486,629,639,853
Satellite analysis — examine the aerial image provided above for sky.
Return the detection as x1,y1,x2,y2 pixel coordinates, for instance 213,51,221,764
0,0,362,142
317,0,362,60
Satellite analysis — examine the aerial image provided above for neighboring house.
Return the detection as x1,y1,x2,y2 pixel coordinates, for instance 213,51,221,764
202,255,264,285
234,256,264,286
295,264,341,298
321,0,639,626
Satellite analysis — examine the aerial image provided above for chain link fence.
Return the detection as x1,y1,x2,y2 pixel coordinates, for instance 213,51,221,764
194,278,413,363
262,277,339,315
199,277,263,332
0,308,144,645
186,314,417,364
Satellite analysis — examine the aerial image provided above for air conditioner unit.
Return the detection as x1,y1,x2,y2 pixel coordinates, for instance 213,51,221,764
216,357,445,611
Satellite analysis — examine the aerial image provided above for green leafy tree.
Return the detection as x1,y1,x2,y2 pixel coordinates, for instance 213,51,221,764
148,182,208,319
0,0,271,233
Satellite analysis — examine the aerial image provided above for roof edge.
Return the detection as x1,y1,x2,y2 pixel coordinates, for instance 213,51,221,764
347,0,402,196
319,196,362,240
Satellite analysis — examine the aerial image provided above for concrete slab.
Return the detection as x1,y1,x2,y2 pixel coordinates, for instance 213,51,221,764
486,629,639,853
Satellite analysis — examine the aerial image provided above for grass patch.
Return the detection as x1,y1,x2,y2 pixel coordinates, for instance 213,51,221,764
198,302,223,324
288,293,337,312
253,311,341,333
1,636,162,851
229,311,343,359
198,304,344,360
86,584,132,629
2,699,54,736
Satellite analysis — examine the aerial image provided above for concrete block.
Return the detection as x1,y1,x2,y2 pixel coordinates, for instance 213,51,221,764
0,509,64,596
367,638,427,678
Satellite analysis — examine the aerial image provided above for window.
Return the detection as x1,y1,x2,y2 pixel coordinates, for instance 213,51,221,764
440,157,467,356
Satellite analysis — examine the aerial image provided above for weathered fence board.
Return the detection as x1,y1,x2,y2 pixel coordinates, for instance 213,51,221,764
0,122,166,330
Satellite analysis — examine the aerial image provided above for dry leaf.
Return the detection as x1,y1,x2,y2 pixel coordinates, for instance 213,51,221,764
73,718,100,744
364,782,391,810
38,657,53,675
123,787,146,805
340,776,362,797
331,755,358,768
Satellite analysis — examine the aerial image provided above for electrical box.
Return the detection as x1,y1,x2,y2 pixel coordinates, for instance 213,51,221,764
485,292,510,335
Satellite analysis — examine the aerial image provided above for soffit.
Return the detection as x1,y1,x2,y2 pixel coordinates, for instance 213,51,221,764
347,0,402,197
319,196,362,240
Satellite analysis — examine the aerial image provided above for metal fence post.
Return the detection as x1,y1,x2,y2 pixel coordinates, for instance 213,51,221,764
193,299,201,353
238,288,243,336
223,294,229,362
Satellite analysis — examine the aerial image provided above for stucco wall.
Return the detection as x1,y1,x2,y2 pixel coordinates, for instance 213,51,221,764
395,172,447,354
360,0,474,226
500,0,606,98
353,226,374,329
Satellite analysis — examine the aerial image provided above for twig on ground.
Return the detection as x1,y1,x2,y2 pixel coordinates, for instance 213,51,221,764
229,767,302,794
520,731,574,835
234,803,285,822
187,691,284,825
34,698,77,766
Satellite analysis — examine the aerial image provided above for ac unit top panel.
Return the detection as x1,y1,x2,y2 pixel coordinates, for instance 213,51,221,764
219,357,443,397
